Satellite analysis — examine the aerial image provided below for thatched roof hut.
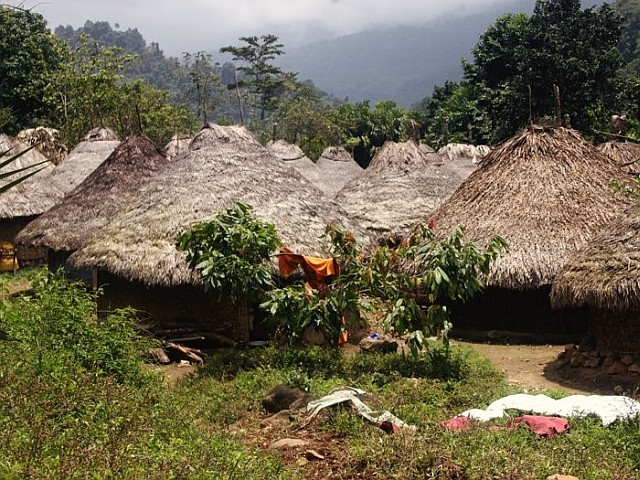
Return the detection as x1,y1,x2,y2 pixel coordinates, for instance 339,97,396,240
333,140,463,234
551,208,640,311
437,143,491,179
550,208,640,364
163,134,192,160
44,127,120,196
430,126,633,289
266,139,320,181
70,124,358,287
429,126,634,335
16,135,170,253
597,141,640,176
15,126,68,164
315,146,364,197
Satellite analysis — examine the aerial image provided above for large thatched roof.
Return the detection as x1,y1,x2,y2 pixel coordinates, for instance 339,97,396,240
70,124,359,287
429,126,634,290
334,140,463,234
551,207,640,311
16,135,170,252
315,146,364,197
0,128,119,220
0,134,56,218
597,141,640,175
163,134,192,160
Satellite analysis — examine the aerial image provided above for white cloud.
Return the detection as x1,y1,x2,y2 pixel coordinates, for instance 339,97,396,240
12,0,523,56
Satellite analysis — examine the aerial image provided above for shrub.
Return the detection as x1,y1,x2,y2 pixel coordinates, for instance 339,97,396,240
0,269,154,384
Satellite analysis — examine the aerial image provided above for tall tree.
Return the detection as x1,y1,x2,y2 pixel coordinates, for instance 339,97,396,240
463,0,623,142
0,6,64,133
180,52,224,125
220,34,285,121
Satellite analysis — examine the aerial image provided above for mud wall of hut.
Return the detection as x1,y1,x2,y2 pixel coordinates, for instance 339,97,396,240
97,270,232,335
96,270,271,340
448,286,587,338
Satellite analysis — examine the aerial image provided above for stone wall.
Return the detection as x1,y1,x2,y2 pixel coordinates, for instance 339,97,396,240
557,309,640,375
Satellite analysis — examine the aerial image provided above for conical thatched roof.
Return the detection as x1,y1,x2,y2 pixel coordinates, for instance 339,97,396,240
70,124,359,287
267,139,306,161
0,135,56,218
429,126,634,290
597,141,640,175
334,140,464,234
16,136,170,252
44,127,120,195
15,126,68,164
0,127,119,219
266,139,320,180
315,146,364,197
163,134,192,160
437,143,491,179
551,207,640,311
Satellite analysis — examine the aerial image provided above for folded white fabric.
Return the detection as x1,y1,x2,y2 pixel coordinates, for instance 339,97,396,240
458,393,640,427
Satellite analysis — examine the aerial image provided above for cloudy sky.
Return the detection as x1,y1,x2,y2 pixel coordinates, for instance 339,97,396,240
12,0,523,56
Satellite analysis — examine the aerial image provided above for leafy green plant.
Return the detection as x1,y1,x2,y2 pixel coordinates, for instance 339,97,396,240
177,202,281,303
264,223,506,356
0,269,154,384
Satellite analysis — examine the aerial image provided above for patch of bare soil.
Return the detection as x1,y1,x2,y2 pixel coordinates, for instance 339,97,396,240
145,363,199,384
458,341,640,395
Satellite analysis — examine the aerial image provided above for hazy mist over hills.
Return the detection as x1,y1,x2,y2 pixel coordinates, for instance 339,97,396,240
278,0,605,106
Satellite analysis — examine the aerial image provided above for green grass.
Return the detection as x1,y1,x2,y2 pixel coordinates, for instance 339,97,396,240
1,270,639,479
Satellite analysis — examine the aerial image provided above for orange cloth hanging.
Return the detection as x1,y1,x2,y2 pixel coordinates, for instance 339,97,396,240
278,247,347,346
278,247,340,290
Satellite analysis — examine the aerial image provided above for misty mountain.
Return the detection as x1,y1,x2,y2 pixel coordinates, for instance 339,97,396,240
278,0,605,107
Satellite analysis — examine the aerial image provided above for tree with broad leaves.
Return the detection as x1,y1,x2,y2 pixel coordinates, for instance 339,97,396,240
463,0,624,142
0,5,64,133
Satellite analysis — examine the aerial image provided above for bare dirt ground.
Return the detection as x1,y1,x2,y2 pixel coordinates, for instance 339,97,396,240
457,341,640,396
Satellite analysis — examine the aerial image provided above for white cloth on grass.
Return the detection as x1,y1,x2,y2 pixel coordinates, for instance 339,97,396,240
306,387,416,430
458,393,640,427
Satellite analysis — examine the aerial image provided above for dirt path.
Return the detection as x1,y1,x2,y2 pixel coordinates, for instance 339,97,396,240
459,341,640,395
458,341,585,393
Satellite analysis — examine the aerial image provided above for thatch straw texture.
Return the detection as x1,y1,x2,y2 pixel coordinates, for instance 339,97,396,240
15,127,68,164
597,141,640,175
0,135,56,218
16,136,170,252
163,134,192,160
315,146,364,197
334,140,463,234
44,127,120,195
0,128,119,219
551,207,640,310
419,143,436,154
70,124,359,287
266,139,320,182
437,143,491,179
429,126,634,290
267,139,306,161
